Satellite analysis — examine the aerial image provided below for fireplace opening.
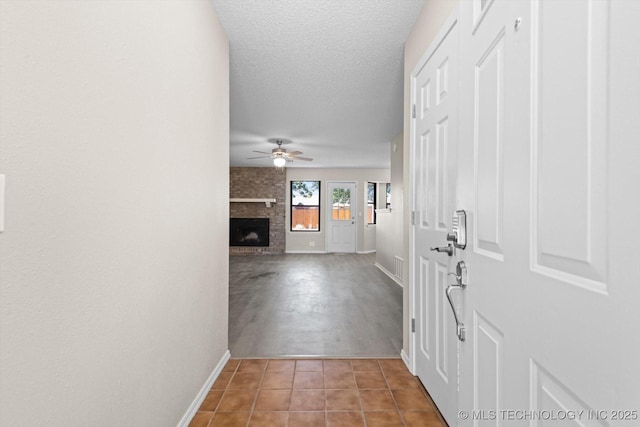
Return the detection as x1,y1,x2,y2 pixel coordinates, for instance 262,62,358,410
230,218,270,247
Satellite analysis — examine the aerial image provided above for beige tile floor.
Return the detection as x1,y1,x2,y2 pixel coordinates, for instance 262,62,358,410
190,358,447,427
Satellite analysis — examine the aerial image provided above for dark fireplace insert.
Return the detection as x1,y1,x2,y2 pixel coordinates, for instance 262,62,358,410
229,218,270,247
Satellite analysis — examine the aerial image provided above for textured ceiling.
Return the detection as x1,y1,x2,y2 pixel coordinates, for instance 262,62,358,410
211,0,425,168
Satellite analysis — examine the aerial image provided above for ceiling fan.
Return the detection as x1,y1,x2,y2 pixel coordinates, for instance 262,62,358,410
247,138,313,167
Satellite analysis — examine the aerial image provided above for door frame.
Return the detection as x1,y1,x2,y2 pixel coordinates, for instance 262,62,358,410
325,181,357,253
408,8,460,376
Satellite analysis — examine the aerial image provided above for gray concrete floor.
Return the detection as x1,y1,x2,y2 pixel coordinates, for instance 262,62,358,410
229,253,403,357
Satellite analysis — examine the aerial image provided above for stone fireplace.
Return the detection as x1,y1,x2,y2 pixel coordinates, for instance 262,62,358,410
229,167,285,255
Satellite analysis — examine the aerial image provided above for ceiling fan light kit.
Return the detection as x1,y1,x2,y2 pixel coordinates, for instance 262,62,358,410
247,138,314,168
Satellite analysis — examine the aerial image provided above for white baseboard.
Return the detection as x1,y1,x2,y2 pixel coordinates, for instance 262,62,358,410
374,262,404,287
177,349,230,427
357,250,376,254
401,349,413,375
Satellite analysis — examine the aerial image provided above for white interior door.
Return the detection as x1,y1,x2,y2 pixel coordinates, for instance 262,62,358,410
410,16,460,425
326,182,356,253
457,0,640,423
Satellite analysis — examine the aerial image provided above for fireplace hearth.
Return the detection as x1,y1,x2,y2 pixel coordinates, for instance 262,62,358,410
230,218,270,247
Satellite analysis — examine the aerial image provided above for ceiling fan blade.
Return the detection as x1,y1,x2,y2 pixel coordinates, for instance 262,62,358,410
252,150,273,155
246,155,271,159
292,156,313,161
287,150,303,156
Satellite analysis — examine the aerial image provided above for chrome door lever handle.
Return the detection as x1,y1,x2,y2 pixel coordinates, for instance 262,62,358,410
446,283,466,341
430,245,454,256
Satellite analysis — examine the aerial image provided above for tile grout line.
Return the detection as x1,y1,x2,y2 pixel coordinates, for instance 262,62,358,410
352,363,367,427
356,360,367,427
243,361,266,427
207,361,238,427
379,360,409,427
287,359,295,426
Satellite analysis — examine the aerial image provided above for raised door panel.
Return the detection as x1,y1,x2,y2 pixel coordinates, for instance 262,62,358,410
473,312,503,424
530,362,606,427
474,30,505,261
531,0,608,293
418,129,433,229
435,262,450,382
418,256,431,360
436,117,450,231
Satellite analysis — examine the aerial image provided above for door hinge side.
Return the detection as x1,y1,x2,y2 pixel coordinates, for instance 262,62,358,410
412,104,416,118
411,211,415,226
411,318,416,333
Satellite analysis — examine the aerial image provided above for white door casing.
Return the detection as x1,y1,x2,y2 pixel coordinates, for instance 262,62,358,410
326,181,356,253
409,14,460,426
456,0,640,424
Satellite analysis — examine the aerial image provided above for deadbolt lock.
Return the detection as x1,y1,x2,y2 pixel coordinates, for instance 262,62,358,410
448,210,467,249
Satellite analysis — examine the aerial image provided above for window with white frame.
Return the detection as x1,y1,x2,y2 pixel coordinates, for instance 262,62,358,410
290,180,320,231
367,182,376,224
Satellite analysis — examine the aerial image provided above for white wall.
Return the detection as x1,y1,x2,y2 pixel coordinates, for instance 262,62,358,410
286,168,389,253
0,1,229,426
375,210,395,270
403,0,458,359
375,133,404,282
